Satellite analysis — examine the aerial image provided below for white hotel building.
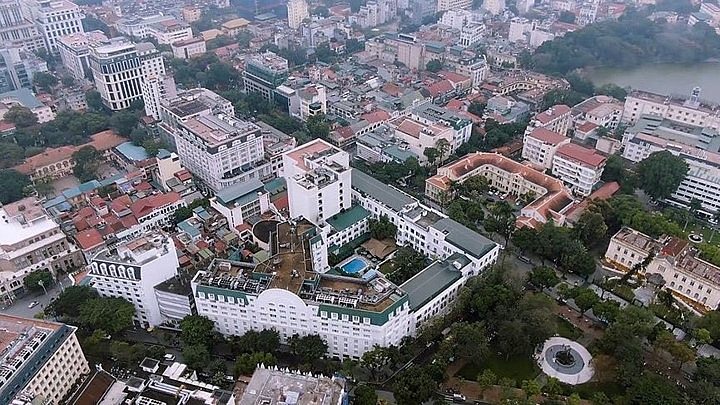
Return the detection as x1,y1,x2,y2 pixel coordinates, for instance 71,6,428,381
171,113,271,192
622,88,720,130
21,0,85,52
191,140,500,358
88,232,180,328
0,315,89,405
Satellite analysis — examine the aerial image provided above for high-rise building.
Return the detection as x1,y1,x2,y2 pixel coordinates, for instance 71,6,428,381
482,0,506,15
20,0,84,52
0,46,48,92
142,74,177,120
286,0,308,29
437,0,471,12
243,51,289,102
0,315,89,404
0,0,44,51
57,30,108,81
87,231,180,328
89,38,165,111
170,113,270,192
0,197,83,305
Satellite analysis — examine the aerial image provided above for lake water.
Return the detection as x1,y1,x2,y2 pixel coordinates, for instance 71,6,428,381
586,62,720,104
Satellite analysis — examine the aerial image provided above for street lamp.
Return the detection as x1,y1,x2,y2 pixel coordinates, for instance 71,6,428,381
38,279,47,295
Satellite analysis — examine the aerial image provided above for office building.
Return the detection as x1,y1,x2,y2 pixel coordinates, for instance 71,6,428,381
0,47,48,92
87,232,180,328
526,104,572,136
141,74,177,120
0,197,83,305
114,13,174,38
287,0,308,29
0,315,89,404
171,36,206,60
0,0,43,51
522,127,571,170
243,51,289,102
550,143,606,196
145,19,193,45
20,0,84,52
437,0,471,12
622,88,720,130
57,30,108,81
210,179,271,230
89,38,165,111
171,113,269,192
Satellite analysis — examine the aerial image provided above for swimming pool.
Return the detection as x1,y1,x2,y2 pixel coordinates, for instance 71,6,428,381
341,257,369,274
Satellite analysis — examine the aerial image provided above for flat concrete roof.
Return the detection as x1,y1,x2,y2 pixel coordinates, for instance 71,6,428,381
400,255,465,311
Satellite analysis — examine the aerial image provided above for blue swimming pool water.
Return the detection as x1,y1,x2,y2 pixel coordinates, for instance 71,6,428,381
341,257,368,274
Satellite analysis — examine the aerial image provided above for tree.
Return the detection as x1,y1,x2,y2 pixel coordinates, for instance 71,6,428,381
172,206,193,224
392,368,436,405
4,105,38,127
306,113,330,140
693,328,712,346
110,341,146,367
0,142,25,169
79,297,135,334
72,146,103,182
32,72,58,92
85,90,104,111
521,379,541,399
23,269,54,293
468,101,486,117
180,315,216,347
477,369,497,394
423,147,440,165
572,211,608,246
572,287,600,316
567,393,582,405
425,59,443,72
110,110,139,137
596,83,628,101
287,333,328,363
636,151,689,201
147,345,166,359
528,267,560,289
354,385,377,405
360,345,396,381
625,373,680,404
230,329,281,355
233,351,276,376
61,75,75,87
449,322,488,365
695,310,720,341
48,285,98,318
601,154,626,183
558,10,576,24
435,139,450,164
592,299,620,323
183,344,210,370
368,215,397,240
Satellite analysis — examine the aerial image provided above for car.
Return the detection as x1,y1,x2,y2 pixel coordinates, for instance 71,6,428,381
453,393,467,402
163,354,176,361
28,301,39,309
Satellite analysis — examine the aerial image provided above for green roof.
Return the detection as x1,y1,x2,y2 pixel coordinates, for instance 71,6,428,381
401,256,466,311
326,205,370,232
215,179,265,206
351,169,415,212
433,218,496,259
263,177,286,194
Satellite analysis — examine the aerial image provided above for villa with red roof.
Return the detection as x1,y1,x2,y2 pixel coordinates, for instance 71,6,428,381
551,143,607,196
525,104,572,137
522,127,571,170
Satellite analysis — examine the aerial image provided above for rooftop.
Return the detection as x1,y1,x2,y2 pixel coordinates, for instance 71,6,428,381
238,366,345,405
528,127,569,146
611,227,661,253
400,255,465,311
351,169,416,212
433,218,496,260
326,204,370,232
0,88,44,109
535,105,571,124
214,179,265,206
115,141,149,162
285,139,340,172
555,143,606,168
182,114,260,147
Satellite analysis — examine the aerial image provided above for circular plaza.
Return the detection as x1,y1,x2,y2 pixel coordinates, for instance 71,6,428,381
536,336,594,384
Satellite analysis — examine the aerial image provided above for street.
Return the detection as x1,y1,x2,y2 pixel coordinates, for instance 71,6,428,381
2,281,65,319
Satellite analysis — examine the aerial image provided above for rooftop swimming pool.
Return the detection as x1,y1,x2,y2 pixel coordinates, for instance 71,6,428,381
341,257,369,274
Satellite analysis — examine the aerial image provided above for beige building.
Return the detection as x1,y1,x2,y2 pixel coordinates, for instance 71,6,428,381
287,0,309,29
426,152,575,228
388,115,454,165
171,36,206,59
0,315,89,404
221,18,250,36
551,143,606,196
622,88,720,130
437,0,471,11
604,227,662,272
526,104,571,136
522,127,570,170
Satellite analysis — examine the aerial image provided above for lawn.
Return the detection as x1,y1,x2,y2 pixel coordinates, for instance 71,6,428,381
572,381,625,400
555,315,584,340
457,351,538,384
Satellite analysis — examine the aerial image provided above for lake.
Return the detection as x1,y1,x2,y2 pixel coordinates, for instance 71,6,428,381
586,62,720,104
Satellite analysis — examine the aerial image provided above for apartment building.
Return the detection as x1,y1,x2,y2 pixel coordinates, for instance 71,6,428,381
171,113,270,192
483,0,506,15
88,232,180,327
159,88,235,130
20,0,84,52
210,179,271,230
287,0,308,29
437,0,472,12
242,51,289,102
146,19,193,45
551,143,606,196
522,127,570,170
0,0,43,51
171,36,206,60
0,197,83,304
413,103,473,152
0,315,89,405
526,104,571,136
622,88,720,130
426,152,575,227
240,366,345,404
571,96,623,134
606,228,720,312
0,47,48,93
89,38,165,111
57,30,108,81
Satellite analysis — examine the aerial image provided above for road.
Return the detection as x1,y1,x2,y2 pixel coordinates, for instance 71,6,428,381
2,281,66,319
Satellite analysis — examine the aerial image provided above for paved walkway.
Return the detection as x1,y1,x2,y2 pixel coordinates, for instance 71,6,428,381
537,337,594,385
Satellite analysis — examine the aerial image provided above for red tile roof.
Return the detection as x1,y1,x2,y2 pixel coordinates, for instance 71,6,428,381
75,229,104,250
535,105,571,124
361,110,391,124
438,70,470,84
174,169,193,182
130,192,181,219
529,127,568,145
556,143,606,168
427,79,454,97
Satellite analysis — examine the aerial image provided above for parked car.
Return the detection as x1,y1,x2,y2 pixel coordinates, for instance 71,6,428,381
28,301,39,309
453,393,467,402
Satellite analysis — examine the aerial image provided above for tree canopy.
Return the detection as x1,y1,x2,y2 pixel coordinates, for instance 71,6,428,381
180,315,216,347
4,105,38,128
287,333,328,363
23,269,54,293
72,146,103,183
635,151,689,201
0,170,31,204
79,297,135,334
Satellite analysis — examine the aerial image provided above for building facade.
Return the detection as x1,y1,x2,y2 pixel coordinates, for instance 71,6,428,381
622,88,720,130
87,232,180,327
242,51,289,102
550,143,606,196
57,30,108,81
0,315,89,405
171,37,206,60
522,127,570,170
21,0,85,52
0,0,43,51
287,0,309,29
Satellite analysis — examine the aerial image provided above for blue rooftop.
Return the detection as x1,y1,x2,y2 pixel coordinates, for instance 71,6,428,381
0,88,43,109
115,142,149,162
215,179,265,206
